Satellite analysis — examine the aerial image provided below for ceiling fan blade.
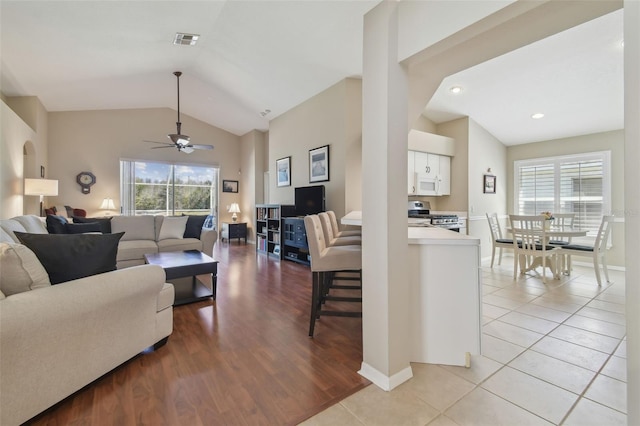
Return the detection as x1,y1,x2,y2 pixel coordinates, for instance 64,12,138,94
189,144,214,150
150,146,175,149
143,140,174,146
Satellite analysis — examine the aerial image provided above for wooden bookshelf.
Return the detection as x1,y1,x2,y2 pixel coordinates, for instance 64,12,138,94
255,204,296,259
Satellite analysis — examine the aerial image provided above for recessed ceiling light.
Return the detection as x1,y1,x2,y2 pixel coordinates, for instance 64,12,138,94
173,33,200,46
531,113,545,119
449,86,463,94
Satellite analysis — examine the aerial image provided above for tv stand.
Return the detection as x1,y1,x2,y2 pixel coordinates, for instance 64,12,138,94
282,217,310,266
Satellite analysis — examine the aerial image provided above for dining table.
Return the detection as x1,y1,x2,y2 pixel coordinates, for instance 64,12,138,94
506,225,588,278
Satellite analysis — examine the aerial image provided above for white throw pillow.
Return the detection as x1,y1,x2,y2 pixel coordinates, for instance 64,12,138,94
0,243,51,296
158,216,188,240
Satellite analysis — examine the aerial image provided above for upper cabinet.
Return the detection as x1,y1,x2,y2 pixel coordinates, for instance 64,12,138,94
408,151,417,195
407,130,454,196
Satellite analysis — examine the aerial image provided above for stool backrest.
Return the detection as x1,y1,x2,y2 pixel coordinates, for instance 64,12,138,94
318,212,336,244
326,211,341,236
304,215,327,266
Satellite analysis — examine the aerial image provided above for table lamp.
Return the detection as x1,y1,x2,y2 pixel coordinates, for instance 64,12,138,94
100,197,116,215
24,178,58,216
228,203,241,222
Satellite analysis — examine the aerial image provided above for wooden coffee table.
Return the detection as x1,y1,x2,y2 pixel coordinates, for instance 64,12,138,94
144,250,218,306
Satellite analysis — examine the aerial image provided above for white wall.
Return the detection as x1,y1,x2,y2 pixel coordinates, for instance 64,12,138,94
240,129,266,241
47,108,241,219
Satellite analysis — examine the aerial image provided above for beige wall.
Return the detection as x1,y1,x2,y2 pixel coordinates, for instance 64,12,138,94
1,98,48,218
47,108,241,219
240,130,266,241
508,129,625,267
267,78,362,218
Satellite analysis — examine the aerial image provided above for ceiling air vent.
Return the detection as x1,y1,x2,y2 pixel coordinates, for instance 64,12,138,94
173,33,200,46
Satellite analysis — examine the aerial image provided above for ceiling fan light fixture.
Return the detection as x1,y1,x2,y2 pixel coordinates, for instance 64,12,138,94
169,134,190,145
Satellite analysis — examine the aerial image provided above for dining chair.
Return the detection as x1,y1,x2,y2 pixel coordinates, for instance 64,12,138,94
548,213,576,274
555,215,614,286
326,210,361,238
318,212,361,246
303,215,362,337
509,214,559,284
486,213,513,267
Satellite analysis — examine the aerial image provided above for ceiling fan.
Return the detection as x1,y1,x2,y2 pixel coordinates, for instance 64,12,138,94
144,71,214,154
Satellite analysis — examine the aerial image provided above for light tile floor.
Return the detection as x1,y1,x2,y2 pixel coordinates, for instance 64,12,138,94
301,256,627,426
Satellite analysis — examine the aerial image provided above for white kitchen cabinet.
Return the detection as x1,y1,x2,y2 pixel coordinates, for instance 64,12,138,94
414,151,440,179
438,155,451,195
408,151,416,195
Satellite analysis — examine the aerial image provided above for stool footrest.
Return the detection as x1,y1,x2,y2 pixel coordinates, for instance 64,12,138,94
324,295,362,302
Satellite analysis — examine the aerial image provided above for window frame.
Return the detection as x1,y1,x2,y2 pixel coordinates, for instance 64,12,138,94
120,158,219,226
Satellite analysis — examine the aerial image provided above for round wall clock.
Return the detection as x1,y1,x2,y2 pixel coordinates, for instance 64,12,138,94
76,171,96,194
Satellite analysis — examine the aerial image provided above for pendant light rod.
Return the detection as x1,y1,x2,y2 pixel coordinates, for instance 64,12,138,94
174,71,182,135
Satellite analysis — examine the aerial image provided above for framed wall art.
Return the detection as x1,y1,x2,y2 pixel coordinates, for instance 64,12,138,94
276,156,291,187
309,145,329,183
222,180,239,193
483,174,496,194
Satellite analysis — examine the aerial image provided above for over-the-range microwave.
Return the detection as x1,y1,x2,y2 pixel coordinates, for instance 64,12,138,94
416,174,443,196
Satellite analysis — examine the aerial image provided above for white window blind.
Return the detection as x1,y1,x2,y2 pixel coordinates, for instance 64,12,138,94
120,159,219,222
514,151,610,237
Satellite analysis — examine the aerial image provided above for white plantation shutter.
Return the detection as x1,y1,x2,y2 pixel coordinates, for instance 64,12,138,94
515,151,610,238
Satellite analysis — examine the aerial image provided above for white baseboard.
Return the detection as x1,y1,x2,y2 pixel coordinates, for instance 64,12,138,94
358,362,413,391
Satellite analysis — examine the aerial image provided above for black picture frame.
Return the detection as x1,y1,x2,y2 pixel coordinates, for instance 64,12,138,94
484,174,496,194
40,166,45,178
276,156,291,187
309,145,330,183
223,180,239,193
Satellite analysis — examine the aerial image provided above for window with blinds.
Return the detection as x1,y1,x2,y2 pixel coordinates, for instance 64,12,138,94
514,151,610,237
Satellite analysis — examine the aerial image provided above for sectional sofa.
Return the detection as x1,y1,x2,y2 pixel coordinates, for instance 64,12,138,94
0,214,216,425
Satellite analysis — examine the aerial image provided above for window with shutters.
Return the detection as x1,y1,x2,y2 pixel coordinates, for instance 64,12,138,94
514,151,610,238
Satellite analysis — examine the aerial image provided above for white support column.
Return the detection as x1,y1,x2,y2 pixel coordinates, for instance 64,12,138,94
359,1,412,390
624,0,640,422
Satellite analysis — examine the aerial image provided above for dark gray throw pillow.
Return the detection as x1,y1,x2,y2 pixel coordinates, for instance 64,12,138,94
46,215,68,234
182,214,207,238
72,216,112,233
14,231,124,284
65,222,103,234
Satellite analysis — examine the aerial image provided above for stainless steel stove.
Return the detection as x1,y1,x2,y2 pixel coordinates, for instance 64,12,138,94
408,201,460,231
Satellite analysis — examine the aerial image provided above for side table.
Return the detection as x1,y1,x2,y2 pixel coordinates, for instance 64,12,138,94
221,222,247,243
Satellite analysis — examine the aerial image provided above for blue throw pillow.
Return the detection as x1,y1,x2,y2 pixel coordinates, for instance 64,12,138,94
14,232,124,284
45,215,68,234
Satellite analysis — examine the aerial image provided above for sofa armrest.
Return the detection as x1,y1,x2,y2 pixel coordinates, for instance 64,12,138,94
200,228,217,257
0,264,172,426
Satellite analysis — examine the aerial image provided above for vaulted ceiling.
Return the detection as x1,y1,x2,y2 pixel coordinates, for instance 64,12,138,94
0,2,623,145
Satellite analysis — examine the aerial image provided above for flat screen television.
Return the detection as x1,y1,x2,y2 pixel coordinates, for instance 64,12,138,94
295,185,325,216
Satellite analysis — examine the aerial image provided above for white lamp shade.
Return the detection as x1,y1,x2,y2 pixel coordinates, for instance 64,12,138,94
228,203,241,214
24,178,58,196
100,198,116,210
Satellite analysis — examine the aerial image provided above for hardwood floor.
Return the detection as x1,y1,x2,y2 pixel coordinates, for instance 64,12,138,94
28,242,369,425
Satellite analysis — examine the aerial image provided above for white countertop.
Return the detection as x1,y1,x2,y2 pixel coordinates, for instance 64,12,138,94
341,211,478,245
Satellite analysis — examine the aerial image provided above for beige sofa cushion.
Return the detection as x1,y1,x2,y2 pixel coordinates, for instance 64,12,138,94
117,240,159,262
14,215,47,234
0,243,51,296
157,238,202,252
0,219,27,243
111,216,156,241
158,216,188,240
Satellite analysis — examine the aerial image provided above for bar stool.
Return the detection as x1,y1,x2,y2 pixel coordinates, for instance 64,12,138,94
326,210,361,237
304,215,362,337
318,212,361,246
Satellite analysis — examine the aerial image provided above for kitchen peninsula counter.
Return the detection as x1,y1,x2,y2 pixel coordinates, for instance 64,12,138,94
341,210,482,367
